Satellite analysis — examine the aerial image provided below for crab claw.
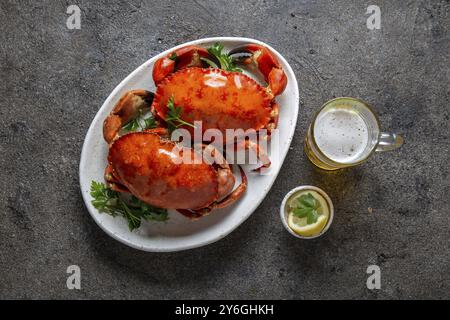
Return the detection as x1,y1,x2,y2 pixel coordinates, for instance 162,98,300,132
177,166,247,220
104,163,129,193
152,45,211,84
103,90,154,144
229,44,287,97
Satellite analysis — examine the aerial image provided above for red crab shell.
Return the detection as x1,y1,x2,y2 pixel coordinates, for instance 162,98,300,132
151,67,272,132
108,132,220,209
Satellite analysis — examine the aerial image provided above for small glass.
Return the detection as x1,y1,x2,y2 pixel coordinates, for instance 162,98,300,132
280,186,334,239
304,97,403,170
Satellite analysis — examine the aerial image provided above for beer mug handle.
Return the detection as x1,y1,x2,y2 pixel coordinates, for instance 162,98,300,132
375,132,404,152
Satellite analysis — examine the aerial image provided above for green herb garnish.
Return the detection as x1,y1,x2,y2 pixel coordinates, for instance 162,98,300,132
165,96,196,134
169,52,178,61
122,109,157,133
206,42,242,72
90,181,168,231
292,193,321,224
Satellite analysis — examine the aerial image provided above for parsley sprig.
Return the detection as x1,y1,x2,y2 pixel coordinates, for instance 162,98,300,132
205,42,242,72
90,181,168,231
292,193,321,224
165,97,196,134
122,109,157,133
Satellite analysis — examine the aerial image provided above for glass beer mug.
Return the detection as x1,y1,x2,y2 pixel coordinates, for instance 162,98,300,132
304,97,403,170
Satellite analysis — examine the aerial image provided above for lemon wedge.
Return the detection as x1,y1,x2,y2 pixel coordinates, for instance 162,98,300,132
288,213,328,237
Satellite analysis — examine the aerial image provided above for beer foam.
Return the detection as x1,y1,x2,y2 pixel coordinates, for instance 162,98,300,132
314,108,369,163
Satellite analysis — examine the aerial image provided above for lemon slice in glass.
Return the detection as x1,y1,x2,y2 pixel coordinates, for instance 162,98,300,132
288,213,328,237
286,190,330,237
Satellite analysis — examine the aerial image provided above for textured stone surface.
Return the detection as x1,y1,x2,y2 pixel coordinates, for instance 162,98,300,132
0,0,449,299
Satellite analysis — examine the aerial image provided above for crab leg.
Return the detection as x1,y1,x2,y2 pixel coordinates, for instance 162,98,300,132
229,44,287,97
152,45,213,84
266,102,280,136
240,139,271,172
103,90,154,144
213,166,248,208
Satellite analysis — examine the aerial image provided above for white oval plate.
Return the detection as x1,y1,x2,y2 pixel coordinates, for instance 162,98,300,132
80,37,299,252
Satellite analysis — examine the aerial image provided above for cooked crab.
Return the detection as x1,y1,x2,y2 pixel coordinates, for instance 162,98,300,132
105,128,247,218
104,43,287,170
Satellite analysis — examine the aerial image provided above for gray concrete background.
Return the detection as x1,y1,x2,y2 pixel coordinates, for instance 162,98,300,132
0,0,449,299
